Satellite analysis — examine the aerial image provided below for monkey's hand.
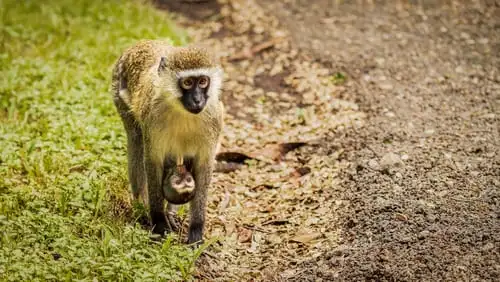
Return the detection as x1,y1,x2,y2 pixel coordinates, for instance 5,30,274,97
162,165,196,205
165,204,182,232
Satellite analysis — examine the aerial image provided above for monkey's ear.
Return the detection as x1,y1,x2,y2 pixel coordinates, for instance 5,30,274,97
158,57,167,73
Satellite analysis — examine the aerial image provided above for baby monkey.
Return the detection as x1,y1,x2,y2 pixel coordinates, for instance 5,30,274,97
163,156,195,205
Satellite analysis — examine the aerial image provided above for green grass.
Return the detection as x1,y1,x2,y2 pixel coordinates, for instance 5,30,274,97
0,0,203,280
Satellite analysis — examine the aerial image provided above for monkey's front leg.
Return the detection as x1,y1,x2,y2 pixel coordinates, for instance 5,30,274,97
143,135,169,235
187,157,213,244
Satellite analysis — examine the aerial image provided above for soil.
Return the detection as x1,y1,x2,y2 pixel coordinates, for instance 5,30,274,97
161,0,499,281
154,0,221,20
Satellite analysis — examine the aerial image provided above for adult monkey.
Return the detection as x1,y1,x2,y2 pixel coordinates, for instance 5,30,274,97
111,40,224,244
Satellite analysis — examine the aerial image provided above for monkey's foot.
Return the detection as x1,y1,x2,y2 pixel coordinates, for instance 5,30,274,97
187,223,204,246
151,212,169,236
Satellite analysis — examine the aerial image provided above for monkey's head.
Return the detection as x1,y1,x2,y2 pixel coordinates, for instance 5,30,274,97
157,46,223,115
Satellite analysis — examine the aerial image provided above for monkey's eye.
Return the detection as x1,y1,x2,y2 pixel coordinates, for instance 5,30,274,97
181,77,194,89
198,76,210,89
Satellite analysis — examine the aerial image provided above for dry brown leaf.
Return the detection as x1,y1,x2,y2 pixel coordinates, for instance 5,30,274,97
218,190,231,211
295,166,312,176
216,151,253,163
238,227,253,243
224,221,237,236
248,142,308,162
259,205,274,213
247,232,262,253
262,219,289,226
290,232,322,244
250,184,275,191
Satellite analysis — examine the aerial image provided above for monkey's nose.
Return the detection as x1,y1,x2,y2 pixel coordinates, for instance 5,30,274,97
192,97,202,105
192,100,205,111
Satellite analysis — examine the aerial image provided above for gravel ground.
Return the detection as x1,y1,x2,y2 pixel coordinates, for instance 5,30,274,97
157,0,499,280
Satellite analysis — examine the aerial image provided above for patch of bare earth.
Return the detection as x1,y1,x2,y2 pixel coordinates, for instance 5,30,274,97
160,0,499,281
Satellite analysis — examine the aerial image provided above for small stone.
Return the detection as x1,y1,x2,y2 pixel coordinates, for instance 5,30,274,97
437,190,448,197
424,129,435,135
480,113,495,120
393,185,403,193
375,57,385,65
331,245,350,256
418,230,430,239
380,153,403,170
426,214,437,222
368,159,380,170
379,83,394,90
482,242,494,251
485,152,495,158
460,32,470,39
400,236,413,243
478,38,489,44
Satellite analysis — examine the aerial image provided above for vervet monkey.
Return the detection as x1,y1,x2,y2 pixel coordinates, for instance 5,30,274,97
111,40,223,243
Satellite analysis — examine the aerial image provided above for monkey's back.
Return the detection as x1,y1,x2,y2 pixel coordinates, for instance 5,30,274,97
119,40,172,92
111,41,169,120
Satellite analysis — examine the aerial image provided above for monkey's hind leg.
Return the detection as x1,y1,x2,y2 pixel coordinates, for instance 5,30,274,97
113,95,147,203
143,133,172,236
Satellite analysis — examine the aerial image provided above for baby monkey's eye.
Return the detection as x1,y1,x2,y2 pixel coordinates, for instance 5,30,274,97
198,76,210,89
181,77,194,89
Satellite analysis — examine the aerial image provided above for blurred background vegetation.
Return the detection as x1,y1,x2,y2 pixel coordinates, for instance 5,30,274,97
0,0,201,280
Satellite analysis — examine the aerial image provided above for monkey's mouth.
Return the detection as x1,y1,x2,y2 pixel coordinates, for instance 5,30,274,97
185,105,204,114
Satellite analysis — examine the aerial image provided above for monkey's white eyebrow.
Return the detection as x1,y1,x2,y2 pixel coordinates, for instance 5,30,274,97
176,67,222,79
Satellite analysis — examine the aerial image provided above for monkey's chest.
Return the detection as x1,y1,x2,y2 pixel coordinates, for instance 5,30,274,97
164,130,205,157
152,119,209,160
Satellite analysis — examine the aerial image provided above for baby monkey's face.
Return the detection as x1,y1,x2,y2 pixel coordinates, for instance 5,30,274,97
178,75,210,114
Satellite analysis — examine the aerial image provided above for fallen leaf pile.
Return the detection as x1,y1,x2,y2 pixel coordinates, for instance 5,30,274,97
169,0,366,280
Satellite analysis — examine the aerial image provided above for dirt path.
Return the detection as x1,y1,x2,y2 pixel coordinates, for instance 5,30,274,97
158,0,499,280
261,1,500,281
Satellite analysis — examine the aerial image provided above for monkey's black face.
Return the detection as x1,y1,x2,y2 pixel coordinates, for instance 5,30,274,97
178,75,210,114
